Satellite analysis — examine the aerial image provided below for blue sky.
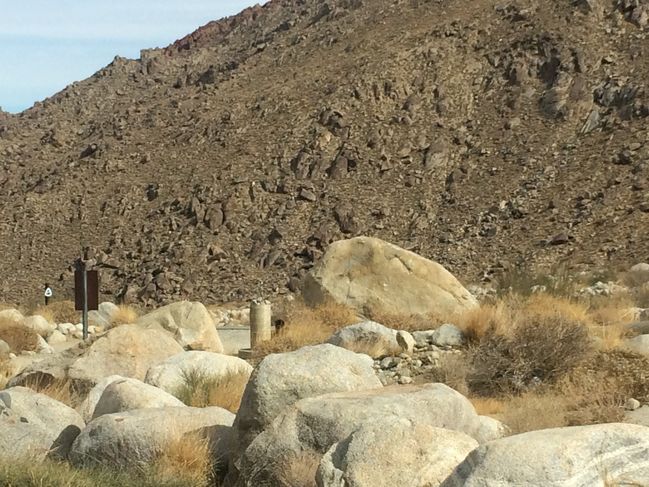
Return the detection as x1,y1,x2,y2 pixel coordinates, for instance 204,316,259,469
0,1,261,113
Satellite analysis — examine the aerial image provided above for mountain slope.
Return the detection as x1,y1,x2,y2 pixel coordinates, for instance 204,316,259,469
0,0,648,305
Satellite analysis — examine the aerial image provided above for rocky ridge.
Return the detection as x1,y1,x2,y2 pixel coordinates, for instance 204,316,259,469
0,0,648,305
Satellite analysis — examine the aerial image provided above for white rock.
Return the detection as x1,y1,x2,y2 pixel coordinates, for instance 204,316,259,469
316,419,478,487
0,387,85,460
92,377,185,419
239,383,485,486
57,323,75,335
441,423,649,486
432,324,465,347
138,301,223,353
326,321,400,358
626,398,642,411
36,335,54,354
396,330,416,354
231,344,382,470
47,330,67,345
0,309,23,322
24,315,55,337
476,415,509,442
303,236,478,318
145,351,252,395
624,334,649,357
70,407,234,469
0,339,10,355
77,375,125,423
67,324,184,389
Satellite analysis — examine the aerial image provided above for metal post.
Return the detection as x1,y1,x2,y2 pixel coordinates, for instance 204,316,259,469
82,263,89,341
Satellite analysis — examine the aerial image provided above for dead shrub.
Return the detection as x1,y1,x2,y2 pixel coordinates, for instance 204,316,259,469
36,300,79,324
522,294,590,325
468,314,593,396
110,305,140,326
454,302,513,344
365,310,442,332
468,396,507,416
174,368,248,413
429,353,470,397
0,355,13,389
0,317,39,353
153,432,211,487
21,378,82,408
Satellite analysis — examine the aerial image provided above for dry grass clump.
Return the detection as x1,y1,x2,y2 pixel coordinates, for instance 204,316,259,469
453,301,514,344
365,310,442,332
152,432,212,487
32,300,79,324
427,353,470,397
0,459,210,487
19,377,83,409
468,313,593,396
0,354,13,390
174,368,248,413
110,305,140,326
0,317,39,353
254,299,359,358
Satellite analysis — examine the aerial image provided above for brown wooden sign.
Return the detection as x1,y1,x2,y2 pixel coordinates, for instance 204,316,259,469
74,270,99,311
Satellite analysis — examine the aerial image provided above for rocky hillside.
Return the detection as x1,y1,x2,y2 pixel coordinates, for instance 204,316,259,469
1,0,648,305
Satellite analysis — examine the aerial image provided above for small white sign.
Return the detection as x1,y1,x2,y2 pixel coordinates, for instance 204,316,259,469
44,287,53,298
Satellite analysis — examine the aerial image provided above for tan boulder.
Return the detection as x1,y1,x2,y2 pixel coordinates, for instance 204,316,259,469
302,237,477,318
138,301,223,353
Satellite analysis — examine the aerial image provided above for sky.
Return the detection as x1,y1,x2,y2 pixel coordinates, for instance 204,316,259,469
0,1,261,113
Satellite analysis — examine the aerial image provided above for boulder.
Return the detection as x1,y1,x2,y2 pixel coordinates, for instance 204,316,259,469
627,321,649,335
431,324,465,347
24,315,55,337
0,308,23,322
238,384,485,486
624,334,649,356
92,377,185,419
89,302,119,328
396,330,416,354
0,338,9,355
0,386,84,460
316,418,478,487
231,344,382,469
7,348,83,388
145,351,252,395
138,301,223,353
441,423,649,486
326,321,411,358
302,237,477,318
67,325,183,390
77,375,125,423
625,405,649,427
47,330,67,345
70,406,234,469
476,415,509,443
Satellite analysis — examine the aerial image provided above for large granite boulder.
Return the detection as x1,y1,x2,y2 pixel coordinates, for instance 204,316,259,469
0,386,85,460
302,237,477,318
441,423,649,486
138,301,223,353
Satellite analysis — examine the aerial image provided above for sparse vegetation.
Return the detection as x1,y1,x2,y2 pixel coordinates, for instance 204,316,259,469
20,378,82,409
254,299,359,358
174,368,248,413
364,311,442,332
0,354,13,389
31,301,78,325
0,317,39,353
468,313,593,396
110,305,140,326
0,459,212,487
